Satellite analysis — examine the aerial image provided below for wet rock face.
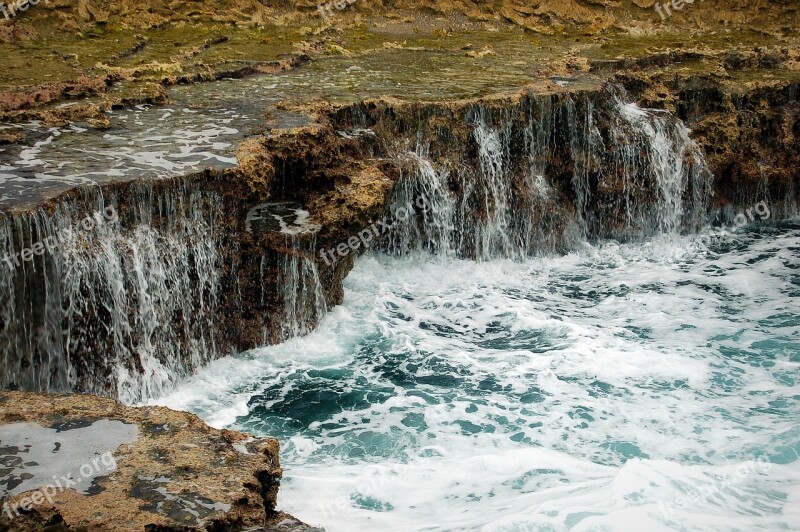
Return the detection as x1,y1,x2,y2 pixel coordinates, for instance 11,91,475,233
0,60,798,402
0,392,312,531
676,82,800,217
0,177,229,402
0,113,392,400
614,53,800,220
327,84,714,256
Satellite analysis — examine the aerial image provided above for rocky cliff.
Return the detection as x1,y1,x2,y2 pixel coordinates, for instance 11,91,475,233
1,61,797,400
1,2,799,528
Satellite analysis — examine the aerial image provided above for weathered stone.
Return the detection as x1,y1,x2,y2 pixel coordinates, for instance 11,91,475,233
0,392,312,531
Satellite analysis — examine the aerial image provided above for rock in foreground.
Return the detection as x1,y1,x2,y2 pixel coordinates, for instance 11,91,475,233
0,392,319,531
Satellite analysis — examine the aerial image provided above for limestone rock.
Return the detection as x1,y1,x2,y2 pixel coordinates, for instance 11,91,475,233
0,392,314,531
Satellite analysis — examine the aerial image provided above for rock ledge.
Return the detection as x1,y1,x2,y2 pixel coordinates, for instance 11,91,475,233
0,392,318,531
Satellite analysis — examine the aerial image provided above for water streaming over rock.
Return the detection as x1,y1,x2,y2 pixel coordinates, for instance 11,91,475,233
0,182,224,403
248,202,327,342
380,84,713,259
279,235,328,341
0,83,720,403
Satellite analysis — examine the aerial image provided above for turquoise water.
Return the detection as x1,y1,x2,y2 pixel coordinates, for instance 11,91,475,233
157,221,800,531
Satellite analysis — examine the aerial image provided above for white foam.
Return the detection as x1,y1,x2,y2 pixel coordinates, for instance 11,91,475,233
159,225,800,531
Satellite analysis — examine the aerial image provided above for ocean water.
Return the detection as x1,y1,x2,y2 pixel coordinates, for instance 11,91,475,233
155,221,800,531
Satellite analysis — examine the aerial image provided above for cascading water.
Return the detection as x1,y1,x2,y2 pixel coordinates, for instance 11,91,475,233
0,83,722,405
248,202,327,342
471,112,515,258
154,82,798,531
379,84,713,259
1,71,796,531
0,182,332,403
383,150,456,257
0,183,224,403
607,87,712,235
279,235,328,341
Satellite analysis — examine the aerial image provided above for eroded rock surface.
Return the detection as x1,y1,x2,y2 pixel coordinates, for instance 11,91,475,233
0,392,316,531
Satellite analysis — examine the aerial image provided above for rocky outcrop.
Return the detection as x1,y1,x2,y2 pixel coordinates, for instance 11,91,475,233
0,0,798,401
0,391,317,531
609,46,800,218
1,3,797,531
1,67,797,401
0,0,797,124
0,114,395,400
0,50,316,125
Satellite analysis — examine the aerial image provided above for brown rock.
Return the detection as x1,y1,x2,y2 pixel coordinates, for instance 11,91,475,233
0,392,317,531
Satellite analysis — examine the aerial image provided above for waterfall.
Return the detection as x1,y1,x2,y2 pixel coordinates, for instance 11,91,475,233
566,95,603,239
0,82,717,403
379,83,714,258
0,183,224,403
248,202,327,342
0,190,330,402
383,149,456,256
472,112,515,258
608,86,712,235
279,235,327,341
